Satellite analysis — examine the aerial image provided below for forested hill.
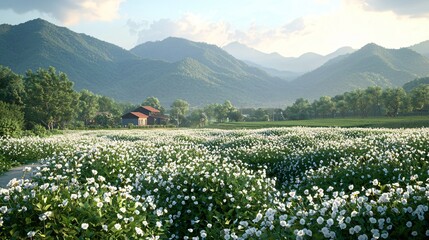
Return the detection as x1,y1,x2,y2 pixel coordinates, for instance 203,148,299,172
291,43,429,99
0,19,138,90
0,19,289,107
1,19,429,107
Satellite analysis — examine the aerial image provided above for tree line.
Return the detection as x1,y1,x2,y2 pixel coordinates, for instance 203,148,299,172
2,64,429,135
285,84,429,120
0,66,133,136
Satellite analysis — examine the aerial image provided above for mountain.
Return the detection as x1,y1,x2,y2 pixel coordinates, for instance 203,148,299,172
0,19,290,107
222,42,355,74
403,77,429,91
408,40,429,58
0,18,138,90
130,37,290,106
290,43,429,99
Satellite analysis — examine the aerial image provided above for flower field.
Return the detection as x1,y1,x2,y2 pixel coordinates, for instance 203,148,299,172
1,128,429,239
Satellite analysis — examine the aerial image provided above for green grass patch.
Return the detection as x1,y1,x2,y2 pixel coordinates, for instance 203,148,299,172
206,115,429,129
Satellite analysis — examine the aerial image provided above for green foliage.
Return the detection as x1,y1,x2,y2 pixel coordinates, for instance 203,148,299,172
285,98,311,120
403,77,429,92
32,124,48,137
410,84,429,111
23,67,79,130
142,96,165,114
78,89,99,125
170,99,190,126
0,65,25,105
0,101,24,137
381,88,410,117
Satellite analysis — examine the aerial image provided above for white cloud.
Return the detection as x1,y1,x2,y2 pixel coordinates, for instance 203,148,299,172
358,0,429,17
135,14,234,46
0,0,124,25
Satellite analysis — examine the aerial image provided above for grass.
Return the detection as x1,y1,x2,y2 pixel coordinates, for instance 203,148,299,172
207,115,429,129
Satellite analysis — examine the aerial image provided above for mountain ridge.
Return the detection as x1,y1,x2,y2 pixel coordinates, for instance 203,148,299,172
1,18,429,107
222,41,355,74
290,43,429,99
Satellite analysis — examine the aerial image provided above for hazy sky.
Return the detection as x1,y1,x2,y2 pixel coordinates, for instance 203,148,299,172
1,0,429,57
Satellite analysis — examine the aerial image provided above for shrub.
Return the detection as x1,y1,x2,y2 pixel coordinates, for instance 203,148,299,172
0,101,24,137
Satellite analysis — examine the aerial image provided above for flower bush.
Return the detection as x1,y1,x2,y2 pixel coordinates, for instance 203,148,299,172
1,128,428,239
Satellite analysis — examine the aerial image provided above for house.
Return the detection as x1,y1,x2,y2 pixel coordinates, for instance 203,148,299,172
121,106,168,126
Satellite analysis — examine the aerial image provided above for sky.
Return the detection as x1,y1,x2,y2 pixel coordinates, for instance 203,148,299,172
1,0,429,57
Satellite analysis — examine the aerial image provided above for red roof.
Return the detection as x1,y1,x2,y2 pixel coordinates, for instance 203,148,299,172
129,112,148,118
142,106,160,113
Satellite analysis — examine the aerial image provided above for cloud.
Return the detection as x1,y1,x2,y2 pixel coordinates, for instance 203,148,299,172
136,14,234,46
282,18,306,34
0,0,124,24
357,0,429,17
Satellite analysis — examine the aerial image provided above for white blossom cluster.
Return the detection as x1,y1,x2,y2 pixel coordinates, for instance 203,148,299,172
0,127,428,239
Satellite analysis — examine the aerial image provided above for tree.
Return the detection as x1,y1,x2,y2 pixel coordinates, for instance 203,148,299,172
142,96,165,114
381,88,410,117
24,67,79,130
170,99,189,126
0,101,24,137
365,86,383,116
313,96,335,118
78,90,99,125
285,98,311,120
410,84,429,113
0,65,25,105
188,109,208,127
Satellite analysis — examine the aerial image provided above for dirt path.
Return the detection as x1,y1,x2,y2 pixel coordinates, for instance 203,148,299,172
0,162,43,188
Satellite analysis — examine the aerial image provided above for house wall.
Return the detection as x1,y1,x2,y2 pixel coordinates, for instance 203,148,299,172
122,118,138,127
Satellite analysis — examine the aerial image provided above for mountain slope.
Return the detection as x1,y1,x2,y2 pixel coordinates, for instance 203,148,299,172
129,37,290,106
409,40,429,58
0,19,140,90
0,20,290,107
222,42,355,73
291,43,429,99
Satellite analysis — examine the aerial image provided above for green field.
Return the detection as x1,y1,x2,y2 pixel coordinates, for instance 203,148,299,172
208,115,429,129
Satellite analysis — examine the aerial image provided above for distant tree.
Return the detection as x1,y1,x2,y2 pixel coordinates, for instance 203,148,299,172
212,100,239,122
142,96,165,114
188,109,208,127
98,95,122,125
78,90,99,125
170,99,189,126
0,65,25,105
24,67,79,130
203,104,218,123
381,88,410,117
228,110,243,122
365,86,383,116
253,108,269,121
313,96,335,118
410,84,429,112
0,101,24,137
285,98,311,120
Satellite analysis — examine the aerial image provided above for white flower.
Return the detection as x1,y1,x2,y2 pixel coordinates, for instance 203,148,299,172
317,217,324,224
27,231,36,238
156,221,162,228
81,223,89,230
373,179,379,186
114,223,121,230
406,221,412,228
135,227,144,236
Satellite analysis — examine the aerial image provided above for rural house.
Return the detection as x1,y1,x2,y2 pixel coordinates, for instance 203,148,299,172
121,106,168,126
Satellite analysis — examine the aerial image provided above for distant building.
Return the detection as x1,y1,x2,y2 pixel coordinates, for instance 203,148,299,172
121,106,168,126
